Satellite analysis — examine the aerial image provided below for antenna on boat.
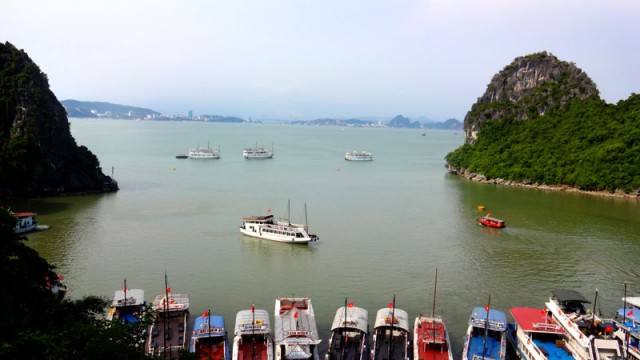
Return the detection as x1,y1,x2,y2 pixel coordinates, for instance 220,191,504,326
624,283,630,360
593,289,599,321
342,298,348,359
164,270,169,360
432,269,438,360
482,294,491,360
252,304,256,360
288,199,291,226
124,278,127,308
388,295,396,360
305,203,309,229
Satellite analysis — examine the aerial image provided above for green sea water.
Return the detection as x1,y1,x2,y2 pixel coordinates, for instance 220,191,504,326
12,119,640,357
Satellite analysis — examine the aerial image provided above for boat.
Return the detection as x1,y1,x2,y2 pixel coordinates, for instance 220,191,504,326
107,279,146,324
345,151,373,161
592,339,622,360
325,300,369,360
477,213,506,228
146,277,190,358
176,153,188,159
232,306,274,360
189,142,220,159
190,311,230,360
507,307,575,360
413,270,453,360
544,289,622,360
371,299,410,360
614,296,640,360
244,144,274,159
13,212,49,234
239,202,318,244
273,297,321,360
461,305,507,360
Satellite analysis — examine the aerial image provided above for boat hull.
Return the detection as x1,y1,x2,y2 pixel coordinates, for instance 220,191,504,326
413,315,453,360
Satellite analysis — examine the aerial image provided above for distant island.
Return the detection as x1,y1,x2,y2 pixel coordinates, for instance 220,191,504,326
445,52,640,197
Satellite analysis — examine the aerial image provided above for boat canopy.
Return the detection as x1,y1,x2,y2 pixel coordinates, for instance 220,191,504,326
330,306,368,333
468,307,507,331
510,307,565,334
285,344,313,359
235,309,271,335
374,307,410,332
13,212,37,218
112,289,145,307
193,315,226,339
152,293,190,312
273,298,320,344
552,289,591,304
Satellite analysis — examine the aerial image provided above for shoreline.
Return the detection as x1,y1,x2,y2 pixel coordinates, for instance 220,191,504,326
446,166,640,200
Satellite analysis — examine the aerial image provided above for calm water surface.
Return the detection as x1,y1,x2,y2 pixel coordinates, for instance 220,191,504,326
13,119,640,357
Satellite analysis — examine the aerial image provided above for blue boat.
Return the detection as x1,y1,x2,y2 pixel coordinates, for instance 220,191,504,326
462,307,507,360
614,297,640,360
190,312,230,360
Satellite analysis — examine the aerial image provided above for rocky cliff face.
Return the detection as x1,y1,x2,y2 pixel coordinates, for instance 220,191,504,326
0,42,118,198
464,52,599,144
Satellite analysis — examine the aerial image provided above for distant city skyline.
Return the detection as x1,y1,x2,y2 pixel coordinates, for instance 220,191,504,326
2,1,639,121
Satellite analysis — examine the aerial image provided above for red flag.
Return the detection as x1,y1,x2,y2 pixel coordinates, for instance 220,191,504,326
293,311,298,319
388,303,393,308
202,310,209,319
628,310,634,316
252,304,255,313
484,305,490,312
267,208,271,213
166,287,171,293
348,302,354,308
605,325,613,332
540,309,547,315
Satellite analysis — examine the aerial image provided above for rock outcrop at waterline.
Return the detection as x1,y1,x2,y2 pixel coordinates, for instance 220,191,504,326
0,42,118,198
463,52,599,145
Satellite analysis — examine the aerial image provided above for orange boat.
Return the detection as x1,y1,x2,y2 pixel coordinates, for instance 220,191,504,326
477,214,505,228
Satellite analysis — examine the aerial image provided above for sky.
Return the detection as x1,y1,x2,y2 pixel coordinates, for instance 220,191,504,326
2,0,639,121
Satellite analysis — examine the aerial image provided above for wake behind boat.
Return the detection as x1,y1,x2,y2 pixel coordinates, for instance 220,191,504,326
461,306,507,360
233,307,274,360
325,301,369,360
190,312,230,360
273,297,321,360
239,202,318,244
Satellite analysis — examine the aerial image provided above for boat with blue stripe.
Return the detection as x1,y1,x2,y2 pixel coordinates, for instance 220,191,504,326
190,312,230,360
462,306,507,360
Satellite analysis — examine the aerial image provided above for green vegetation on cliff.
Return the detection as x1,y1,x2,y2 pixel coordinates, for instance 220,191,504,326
446,94,640,192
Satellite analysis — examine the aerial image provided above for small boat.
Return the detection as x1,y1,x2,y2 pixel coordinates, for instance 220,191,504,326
146,276,190,358
239,201,318,244
13,212,49,234
461,304,507,360
371,299,410,360
176,153,188,159
107,279,146,324
325,300,369,360
477,213,506,228
345,151,373,161
614,296,640,360
244,144,274,159
189,142,220,159
190,311,230,360
413,270,453,360
507,307,574,360
273,297,321,360
232,306,274,360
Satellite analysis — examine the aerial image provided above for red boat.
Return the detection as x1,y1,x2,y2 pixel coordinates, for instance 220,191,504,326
477,214,505,228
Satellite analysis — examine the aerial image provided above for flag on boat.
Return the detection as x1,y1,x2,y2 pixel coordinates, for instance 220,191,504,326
484,304,490,311
629,310,634,316
252,304,255,313
293,311,299,319
202,310,209,319
388,303,393,308
348,302,354,308
166,287,171,293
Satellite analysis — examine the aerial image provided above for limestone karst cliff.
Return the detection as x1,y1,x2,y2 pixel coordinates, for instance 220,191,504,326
0,42,118,198
464,52,599,144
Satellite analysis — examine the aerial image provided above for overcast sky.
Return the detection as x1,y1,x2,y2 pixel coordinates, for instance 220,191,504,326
2,0,639,121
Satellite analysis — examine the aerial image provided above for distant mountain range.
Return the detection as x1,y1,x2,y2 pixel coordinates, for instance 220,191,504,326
61,100,462,129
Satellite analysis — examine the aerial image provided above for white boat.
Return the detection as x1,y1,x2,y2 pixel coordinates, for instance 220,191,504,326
13,212,48,234
239,202,318,244
325,301,368,360
273,297,321,360
508,307,576,360
545,289,622,360
344,151,373,161
593,339,621,360
107,280,146,324
146,281,190,358
244,144,274,159
461,306,507,360
189,142,220,159
232,307,274,360
371,304,410,360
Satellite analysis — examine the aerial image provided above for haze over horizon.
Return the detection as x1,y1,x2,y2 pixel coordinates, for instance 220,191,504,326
2,0,639,121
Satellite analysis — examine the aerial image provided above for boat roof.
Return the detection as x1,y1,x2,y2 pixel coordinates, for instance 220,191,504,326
234,309,271,335
510,307,565,334
13,212,37,217
242,215,274,222
623,297,640,308
330,306,368,333
374,307,410,332
273,298,320,344
468,307,507,331
151,293,190,312
112,289,145,307
552,289,591,303
482,216,504,223
193,315,226,339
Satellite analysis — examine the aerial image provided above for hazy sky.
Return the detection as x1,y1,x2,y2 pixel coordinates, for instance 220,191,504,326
2,0,639,121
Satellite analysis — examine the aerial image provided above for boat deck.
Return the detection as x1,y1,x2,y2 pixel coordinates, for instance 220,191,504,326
148,311,188,357
195,336,227,360
467,334,502,360
373,332,407,360
237,338,269,360
327,330,365,360
415,318,451,360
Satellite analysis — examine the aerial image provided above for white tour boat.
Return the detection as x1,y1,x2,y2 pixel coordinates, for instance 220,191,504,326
189,142,220,159
239,202,318,244
13,212,49,234
344,151,373,161
244,144,274,159
274,297,321,360
233,307,274,360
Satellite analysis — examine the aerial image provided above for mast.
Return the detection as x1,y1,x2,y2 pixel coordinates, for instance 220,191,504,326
432,269,438,360
288,199,291,226
342,298,348,359
164,271,169,359
305,203,309,229
482,295,491,360
593,289,599,322
624,284,630,360
388,295,396,360
124,278,128,307
252,304,256,360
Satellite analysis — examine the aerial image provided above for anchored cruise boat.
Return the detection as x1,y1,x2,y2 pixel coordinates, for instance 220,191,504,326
239,202,318,244
344,151,373,161
243,144,274,159
189,142,220,159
